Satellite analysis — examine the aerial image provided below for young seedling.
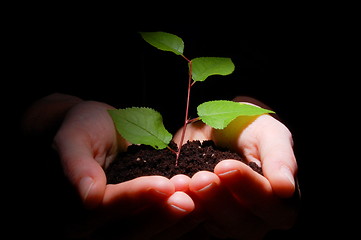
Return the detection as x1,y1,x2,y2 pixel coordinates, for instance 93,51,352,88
108,31,274,166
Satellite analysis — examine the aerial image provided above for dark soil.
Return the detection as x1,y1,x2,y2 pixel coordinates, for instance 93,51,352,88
106,140,262,184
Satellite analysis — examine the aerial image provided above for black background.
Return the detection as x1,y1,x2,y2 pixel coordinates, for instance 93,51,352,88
5,3,356,239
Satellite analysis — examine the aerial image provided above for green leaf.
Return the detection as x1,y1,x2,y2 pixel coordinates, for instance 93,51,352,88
197,100,275,129
108,107,172,149
139,31,184,55
191,57,235,82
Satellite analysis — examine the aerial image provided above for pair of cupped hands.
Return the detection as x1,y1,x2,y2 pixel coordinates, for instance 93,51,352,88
44,94,298,239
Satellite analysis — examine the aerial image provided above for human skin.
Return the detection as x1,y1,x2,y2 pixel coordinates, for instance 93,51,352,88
22,93,299,239
173,113,298,239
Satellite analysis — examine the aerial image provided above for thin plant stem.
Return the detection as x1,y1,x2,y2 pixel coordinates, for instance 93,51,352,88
175,56,193,166
167,146,178,155
181,54,191,62
187,117,200,124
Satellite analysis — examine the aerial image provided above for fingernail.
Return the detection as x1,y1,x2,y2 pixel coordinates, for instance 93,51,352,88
170,204,188,213
79,176,94,202
196,182,214,192
167,192,194,214
148,188,169,198
280,166,295,187
218,169,238,177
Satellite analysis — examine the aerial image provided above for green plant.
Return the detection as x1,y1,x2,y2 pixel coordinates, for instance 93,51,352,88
108,31,273,165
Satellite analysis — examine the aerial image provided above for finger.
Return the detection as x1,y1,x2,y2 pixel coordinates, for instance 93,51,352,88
166,191,195,216
214,160,273,204
214,160,297,228
188,171,221,198
189,171,267,239
105,177,194,216
94,192,194,239
256,115,298,198
133,192,195,239
173,121,212,146
170,174,191,192
214,160,275,220
102,176,175,215
74,177,190,239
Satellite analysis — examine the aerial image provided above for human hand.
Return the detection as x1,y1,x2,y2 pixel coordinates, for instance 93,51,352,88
173,108,299,239
52,100,195,239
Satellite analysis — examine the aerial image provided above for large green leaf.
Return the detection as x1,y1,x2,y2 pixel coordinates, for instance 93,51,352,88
191,57,235,82
139,31,184,55
108,107,172,149
197,100,275,129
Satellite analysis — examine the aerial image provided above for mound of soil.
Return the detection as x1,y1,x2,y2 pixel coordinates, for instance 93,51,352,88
106,140,262,184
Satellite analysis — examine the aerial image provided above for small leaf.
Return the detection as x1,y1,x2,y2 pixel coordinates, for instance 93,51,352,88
139,31,184,55
108,107,172,149
191,57,235,82
197,100,275,129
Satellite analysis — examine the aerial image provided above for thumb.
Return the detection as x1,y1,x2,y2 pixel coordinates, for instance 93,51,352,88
257,117,298,198
54,134,107,209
